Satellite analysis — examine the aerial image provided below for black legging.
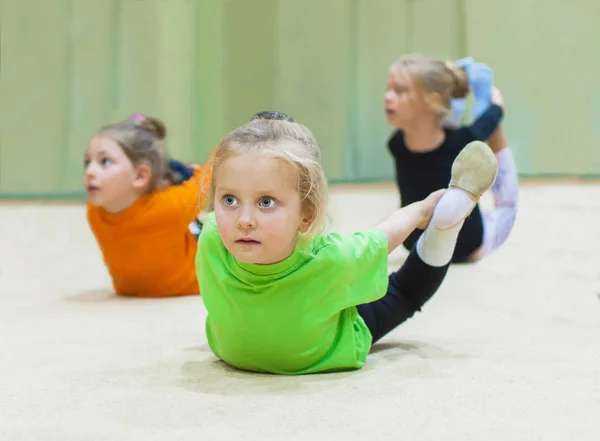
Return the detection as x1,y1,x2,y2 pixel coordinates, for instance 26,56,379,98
356,247,450,344
402,206,484,263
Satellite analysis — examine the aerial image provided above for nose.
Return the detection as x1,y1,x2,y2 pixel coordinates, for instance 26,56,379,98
84,163,96,178
237,206,257,230
384,90,394,104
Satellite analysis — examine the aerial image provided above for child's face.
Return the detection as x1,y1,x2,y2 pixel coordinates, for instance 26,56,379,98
213,149,312,265
83,136,143,213
384,68,427,128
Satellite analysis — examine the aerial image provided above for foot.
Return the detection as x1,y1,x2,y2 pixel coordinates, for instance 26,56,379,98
449,141,498,201
431,188,478,230
416,189,446,230
447,98,466,128
449,58,494,123
433,141,498,230
468,63,494,120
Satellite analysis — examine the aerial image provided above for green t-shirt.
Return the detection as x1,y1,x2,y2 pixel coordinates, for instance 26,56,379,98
196,212,389,375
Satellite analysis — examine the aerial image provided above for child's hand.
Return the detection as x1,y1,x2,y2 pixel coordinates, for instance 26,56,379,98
377,189,445,254
417,189,446,230
491,87,504,108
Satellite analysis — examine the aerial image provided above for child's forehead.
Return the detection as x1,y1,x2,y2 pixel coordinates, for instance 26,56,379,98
220,151,295,171
86,135,122,154
389,68,412,87
216,153,298,191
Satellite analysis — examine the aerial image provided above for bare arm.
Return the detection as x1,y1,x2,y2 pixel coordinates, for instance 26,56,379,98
486,88,508,153
487,124,508,153
375,189,446,254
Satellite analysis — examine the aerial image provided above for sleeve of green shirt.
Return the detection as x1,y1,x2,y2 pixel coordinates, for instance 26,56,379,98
314,229,390,310
197,211,220,251
195,212,226,283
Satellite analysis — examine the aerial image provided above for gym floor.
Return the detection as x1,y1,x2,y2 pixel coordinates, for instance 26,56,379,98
1,181,598,440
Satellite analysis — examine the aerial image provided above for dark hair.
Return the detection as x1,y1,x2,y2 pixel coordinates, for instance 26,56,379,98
249,111,295,122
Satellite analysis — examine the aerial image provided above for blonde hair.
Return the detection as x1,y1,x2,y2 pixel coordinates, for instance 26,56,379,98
208,118,328,241
96,116,168,192
392,53,470,122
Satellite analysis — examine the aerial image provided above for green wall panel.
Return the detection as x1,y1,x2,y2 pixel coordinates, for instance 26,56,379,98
0,0,218,197
155,0,197,161
2,0,599,198
354,0,409,181
1,0,72,194
271,0,354,180
64,0,113,192
221,0,276,133
464,0,600,176
410,0,465,61
193,0,226,154
353,0,465,180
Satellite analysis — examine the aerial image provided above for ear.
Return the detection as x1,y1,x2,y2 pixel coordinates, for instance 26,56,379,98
425,92,442,110
132,162,152,190
298,207,316,233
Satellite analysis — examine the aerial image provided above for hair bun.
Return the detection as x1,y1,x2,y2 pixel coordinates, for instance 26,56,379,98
445,62,470,99
250,111,295,123
139,117,167,141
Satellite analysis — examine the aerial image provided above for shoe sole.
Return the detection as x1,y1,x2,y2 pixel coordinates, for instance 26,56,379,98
436,140,498,231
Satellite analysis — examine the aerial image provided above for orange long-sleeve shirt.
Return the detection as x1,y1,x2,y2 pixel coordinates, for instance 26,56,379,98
87,163,213,297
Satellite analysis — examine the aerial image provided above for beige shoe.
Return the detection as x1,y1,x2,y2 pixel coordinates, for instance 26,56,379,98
449,140,498,202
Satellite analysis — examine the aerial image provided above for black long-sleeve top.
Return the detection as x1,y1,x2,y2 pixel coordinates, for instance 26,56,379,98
387,105,503,261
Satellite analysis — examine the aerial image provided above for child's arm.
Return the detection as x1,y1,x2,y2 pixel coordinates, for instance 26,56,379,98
316,190,445,311
464,87,505,142
168,159,195,182
374,189,445,254
159,148,216,223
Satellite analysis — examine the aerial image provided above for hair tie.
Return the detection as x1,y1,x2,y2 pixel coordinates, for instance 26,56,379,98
128,113,146,121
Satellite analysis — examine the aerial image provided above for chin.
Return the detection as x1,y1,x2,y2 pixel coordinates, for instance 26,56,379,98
385,115,401,128
86,196,103,207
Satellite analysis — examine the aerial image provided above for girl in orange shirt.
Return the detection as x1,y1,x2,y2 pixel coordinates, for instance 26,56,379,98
83,115,213,297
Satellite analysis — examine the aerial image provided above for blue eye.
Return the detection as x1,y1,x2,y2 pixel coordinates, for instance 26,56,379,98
100,157,111,166
259,197,275,208
223,195,238,206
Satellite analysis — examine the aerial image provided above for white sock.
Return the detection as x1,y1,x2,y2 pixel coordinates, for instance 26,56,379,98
416,188,475,267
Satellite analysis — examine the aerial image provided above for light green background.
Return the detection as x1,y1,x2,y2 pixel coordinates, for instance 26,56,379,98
2,0,599,198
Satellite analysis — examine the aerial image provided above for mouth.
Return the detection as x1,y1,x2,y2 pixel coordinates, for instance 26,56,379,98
235,238,260,245
86,185,100,193
385,108,395,116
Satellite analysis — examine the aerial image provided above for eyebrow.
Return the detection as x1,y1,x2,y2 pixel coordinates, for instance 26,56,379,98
216,187,279,196
85,150,113,157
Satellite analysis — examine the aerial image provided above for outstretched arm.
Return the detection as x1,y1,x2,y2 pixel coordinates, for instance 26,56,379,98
159,148,217,223
467,86,505,142
485,88,509,153
374,189,445,254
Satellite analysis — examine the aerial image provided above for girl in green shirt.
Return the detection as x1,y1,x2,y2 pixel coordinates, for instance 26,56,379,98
196,114,497,375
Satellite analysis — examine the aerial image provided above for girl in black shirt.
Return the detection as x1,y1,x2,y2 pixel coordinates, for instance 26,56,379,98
384,54,519,263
